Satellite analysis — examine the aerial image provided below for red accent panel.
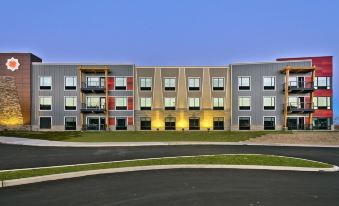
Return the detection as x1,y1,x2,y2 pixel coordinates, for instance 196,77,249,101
109,118,115,126
314,110,333,117
108,77,114,90
314,90,332,96
304,96,310,104
108,97,115,110
127,77,133,90
128,117,133,125
128,97,133,110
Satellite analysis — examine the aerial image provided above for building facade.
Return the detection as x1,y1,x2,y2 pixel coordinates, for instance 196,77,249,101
0,53,334,131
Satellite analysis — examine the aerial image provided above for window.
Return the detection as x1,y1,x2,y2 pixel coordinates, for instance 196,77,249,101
313,118,331,130
189,117,200,130
239,97,251,110
164,98,176,110
116,117,127,130
314,77,331,89
140,98,152,110
65,76,77,90
165,117,176,130
263,96,275,110
65,97,77,111
188,98,200,110
238,77,250,90
213,117,224,130
116,97,127,110
86,77,104,88
188,78,200,91
140,78,152,91
40,76,52,90
263,76,275,90
239,117,250,130
264,117,275,130
115,77,127,90
212,78,224,90
313,97,331,110
86,97,105,109
39,97,52,110
213,98,224,110
164,78,176,91
40,117,51,129
65,117,76,130
140,117,151,130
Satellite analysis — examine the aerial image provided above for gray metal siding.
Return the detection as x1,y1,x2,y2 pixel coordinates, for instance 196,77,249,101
231,61,312,130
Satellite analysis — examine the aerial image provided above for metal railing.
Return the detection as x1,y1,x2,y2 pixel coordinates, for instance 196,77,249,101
286,102,314,113
81,81,105,89
82,124,107,131
283,81,314,92
80,103,106,113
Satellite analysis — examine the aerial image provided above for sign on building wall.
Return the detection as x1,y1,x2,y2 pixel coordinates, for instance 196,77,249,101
6,57,20,72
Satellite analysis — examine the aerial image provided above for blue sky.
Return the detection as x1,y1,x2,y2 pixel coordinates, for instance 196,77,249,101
0,0,337,119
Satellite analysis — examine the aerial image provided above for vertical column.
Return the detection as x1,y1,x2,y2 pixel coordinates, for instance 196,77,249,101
152,67,163,109
201,67,212,109
177,67,187,109
309,67,316,127
105,67,109,130
283,67,290,129
79,66,83,130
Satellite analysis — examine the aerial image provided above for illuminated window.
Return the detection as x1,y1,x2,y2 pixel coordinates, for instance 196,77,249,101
65,76,77,90
65,96,77,111
238,77,250,90
140,78,152,91
212,78,224,90
164,98,176,110
40,76,52,90
188,78,200,91
116,97,127,110
164,78,176,91
239,97,251,110
213,98,224,110
263,96,275,110
313,97,331,109
188,98,200,110
39,97,52,111
115,77,127,90
140,98,152,110
314,77,331,89
263,76,275,90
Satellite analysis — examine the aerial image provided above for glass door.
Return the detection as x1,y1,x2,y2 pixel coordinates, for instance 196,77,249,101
87,117,99,130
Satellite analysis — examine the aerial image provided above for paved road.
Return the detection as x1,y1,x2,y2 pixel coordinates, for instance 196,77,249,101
1,169,339,206
1,143,339,170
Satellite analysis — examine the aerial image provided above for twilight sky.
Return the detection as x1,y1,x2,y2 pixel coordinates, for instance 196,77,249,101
0,0,337,119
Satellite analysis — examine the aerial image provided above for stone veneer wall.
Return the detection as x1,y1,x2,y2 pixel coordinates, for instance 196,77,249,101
0,76,24,129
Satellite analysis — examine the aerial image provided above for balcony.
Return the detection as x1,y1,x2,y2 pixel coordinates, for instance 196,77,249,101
81,81,106,93
286,102,315,114
283,81,314,93
80,103,106,113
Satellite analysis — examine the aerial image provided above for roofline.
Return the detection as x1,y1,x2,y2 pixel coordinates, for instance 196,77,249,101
230,59,312,66
277,56,333,60
32,62,135,66
136,66,229,68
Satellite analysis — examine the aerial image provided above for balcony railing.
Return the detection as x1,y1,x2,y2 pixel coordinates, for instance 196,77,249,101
287,123,331,130
283,81,314,93
81,81,106,93
286,102,315,113
80,103,106,113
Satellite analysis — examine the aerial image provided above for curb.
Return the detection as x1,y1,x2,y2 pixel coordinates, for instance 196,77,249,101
1,164,338,188
1,136,339,148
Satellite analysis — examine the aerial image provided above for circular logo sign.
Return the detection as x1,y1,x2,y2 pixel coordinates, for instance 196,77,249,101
6,57,20,72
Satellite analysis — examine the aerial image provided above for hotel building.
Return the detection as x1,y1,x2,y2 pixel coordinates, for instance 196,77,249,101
0,53,334,131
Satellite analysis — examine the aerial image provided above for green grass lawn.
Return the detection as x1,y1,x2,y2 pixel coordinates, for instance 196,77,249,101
0,131,289,142
0,154,331,181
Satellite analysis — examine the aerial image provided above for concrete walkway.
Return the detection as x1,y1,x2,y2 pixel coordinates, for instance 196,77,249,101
1,136,339,148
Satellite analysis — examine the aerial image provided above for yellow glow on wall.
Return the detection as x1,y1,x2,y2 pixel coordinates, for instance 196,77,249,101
0,117,24,126
177,111,188,128
152,110,164,128
201,111,213,129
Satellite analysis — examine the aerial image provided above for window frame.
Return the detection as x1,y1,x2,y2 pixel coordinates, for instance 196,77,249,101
115,77,127,90
139,77,152,91
39,116,52,129
140,117,152,130
39,76,52,90
314,77,331,90
238,116,251,130
64,76,77,91
313,97,331,110
238,96,251,111
64,116,77,131
213,97,224,110
188,97,200,110
165,117,176,130
64,96,77,111
263,76,276,91
164,97,176,110
263,96,276,111
238,76,251,91
140,97,152,110
39,96,52,111
212,77,225,91
263,116,276,130
115,97,128,110
188,77,200,91
164,77,176,91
